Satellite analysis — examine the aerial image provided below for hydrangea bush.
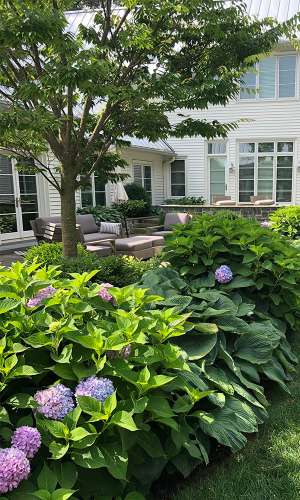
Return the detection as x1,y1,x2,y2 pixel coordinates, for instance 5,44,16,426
0,262,194,498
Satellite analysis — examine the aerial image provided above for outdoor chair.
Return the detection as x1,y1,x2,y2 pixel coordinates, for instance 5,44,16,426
152,212,191,237
42,222,115,257
31,215,122,245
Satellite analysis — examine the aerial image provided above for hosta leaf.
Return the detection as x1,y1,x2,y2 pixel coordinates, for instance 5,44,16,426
235,321,282,365
261,357,291,393
194,323,218,334
222,276,255,290
173,334,217,360
217,315,251,335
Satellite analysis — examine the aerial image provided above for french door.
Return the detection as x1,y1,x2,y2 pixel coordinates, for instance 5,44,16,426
0,155,39,240
209,157,227,203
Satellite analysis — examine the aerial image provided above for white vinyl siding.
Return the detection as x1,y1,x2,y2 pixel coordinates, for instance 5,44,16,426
240,54,297,100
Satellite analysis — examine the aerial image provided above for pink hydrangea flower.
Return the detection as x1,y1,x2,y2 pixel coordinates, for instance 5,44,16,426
98,283,114,302
11,426,41,459
34,384,74,420
215,265,233,284
75,376,115,403
0,447,30,494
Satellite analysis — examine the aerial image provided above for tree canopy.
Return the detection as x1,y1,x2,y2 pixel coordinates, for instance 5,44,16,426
0,0,295,255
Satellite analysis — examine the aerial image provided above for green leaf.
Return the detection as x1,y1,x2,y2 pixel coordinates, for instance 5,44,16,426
0,406,10,424
51,490,76,500
71,445,106,469
125,492,146,500
33,490,51,500
110,411,138,431
9,365,40,377
137,431,165,458
102,443,128,480
194,323,218,334
69,427,92,441
173,334,217,360
77,396,102,415
37,464,57,493
7,393,37,409
49,442,69,460
0,298,20,314
45,421,69,439
53,462,78,489
103,392,117,416
222,276,255,290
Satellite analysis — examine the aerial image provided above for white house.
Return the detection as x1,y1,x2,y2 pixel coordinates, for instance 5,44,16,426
1,0,300,247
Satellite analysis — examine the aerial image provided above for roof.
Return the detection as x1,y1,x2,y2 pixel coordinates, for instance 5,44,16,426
65,2,300,32
245,0,300,22
122,136,175,155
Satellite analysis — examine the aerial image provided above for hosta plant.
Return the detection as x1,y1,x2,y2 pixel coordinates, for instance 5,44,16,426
163,212,300,332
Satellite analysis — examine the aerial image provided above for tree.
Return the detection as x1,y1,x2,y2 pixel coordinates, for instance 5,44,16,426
0,0,293,256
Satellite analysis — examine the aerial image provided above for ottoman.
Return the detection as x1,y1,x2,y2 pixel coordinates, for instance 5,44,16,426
115,235,164,259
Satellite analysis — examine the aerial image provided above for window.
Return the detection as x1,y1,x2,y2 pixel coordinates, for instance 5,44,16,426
133,163,152,197
80,175,106,207
240,55,296,100
208,142,227,203
170,160,185,197
238,141,294,203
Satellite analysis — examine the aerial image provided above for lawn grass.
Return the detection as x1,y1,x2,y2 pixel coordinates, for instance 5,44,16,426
171,336,300,500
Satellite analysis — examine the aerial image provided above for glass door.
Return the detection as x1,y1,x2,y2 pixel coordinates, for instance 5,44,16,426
209,157,226,203
0,156,19,240
0,155,39,240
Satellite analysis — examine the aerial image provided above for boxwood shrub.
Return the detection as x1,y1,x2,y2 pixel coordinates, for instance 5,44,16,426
24,243,158,287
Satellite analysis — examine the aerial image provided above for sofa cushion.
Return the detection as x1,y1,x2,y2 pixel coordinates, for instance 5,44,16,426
84,232,118,243
164,212,190,230
254,199,275,206
86,245,112,257
76,215,98,234
100,222,122,236
152,230,173,237
139,235,165,247
115,236,152,251
215,200,236,206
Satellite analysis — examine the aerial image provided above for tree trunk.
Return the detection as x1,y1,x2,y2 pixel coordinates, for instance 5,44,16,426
61,166,77,258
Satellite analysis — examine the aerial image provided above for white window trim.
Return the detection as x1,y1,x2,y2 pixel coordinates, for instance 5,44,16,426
132,160,153,203
240,52,298,102
236,139,295,205
169,157,187,198
206,141,228,204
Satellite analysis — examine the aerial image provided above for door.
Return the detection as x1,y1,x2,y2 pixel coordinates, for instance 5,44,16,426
209,157,226,203
0,155,39,240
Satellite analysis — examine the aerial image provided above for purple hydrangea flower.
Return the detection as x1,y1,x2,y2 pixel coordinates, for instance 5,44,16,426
215,265,233,284
98,283,114,302
75,376,115,403
11,426,41,459
34,384,74,420
107,344,132,360
261,220,270,228
27,286,56,308
0,447,30,494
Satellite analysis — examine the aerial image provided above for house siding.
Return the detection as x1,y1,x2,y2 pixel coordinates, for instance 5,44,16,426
167,50,300,204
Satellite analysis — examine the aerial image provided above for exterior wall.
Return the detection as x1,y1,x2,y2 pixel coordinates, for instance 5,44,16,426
118,148,170,205
160,204,278,221
167,49,300,205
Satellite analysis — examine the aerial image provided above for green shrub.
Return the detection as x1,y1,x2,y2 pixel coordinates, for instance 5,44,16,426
0,263,193,498
163,212,300,332
162,196,206,205
77,205,123,223
125,182,151,205
113,199,150,218
24,243,158,286
269,206,300,239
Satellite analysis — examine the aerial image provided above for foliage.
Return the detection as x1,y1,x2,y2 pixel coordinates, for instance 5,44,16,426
24,243,158,286
0,0,290,255
163,197,206,206
0,215,16,234
113,200,150,218
162,213,300,332
0,262,202,498
77,205,123,223
269,206,300,239
125,183,151,205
